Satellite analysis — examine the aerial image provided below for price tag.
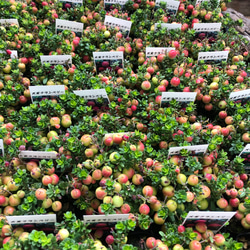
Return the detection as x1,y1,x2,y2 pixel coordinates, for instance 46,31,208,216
0,50,18,59
59,0,83,8
0,139,4,157
40,55,72,66
29,85,65,103
93,51,124,74
6,214,57,232
239,144,250,173
154,23,181,31
198,51,229,64
146,47,175,57
161,92,197,108
19,150,58,159
155,0,180,16
55,19,83,37
74,89,110,107
229,89,250,105
0,19,19,26
193,23,221,41
168,144,209,157
182,211,236,233
83,214,129,223
104,0,128,10
104,16,132,37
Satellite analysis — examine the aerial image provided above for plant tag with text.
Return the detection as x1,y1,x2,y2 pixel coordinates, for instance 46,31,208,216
104,0,128,10
74,89,110,107
154,23,181,31
198,51,229,64
93,51,124,74
0,19,19,26
0,50,18,59
239,144,250,173
59,0,83,8
229,89,250,105
104,15,132,37
6,214,57,232
182,211,236,233
55,19,83,37
161,92,197,108
168,144,209,157
40,55,72,66
146,47,175,57
193,23,221,41
83,214,129,223
0,139,4,157
155,0,180,16
29,85,65,103
19,150,58,159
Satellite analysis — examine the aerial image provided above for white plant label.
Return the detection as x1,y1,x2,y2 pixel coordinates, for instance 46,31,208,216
74,89,110,103
59,0,83,5
93,51,124,74
0,19,19,26
19,150,58,159
146,47,175,57
55,19,83,36
182,211,236,233
104,16,132,36
29,85,65,103
155,23,181,31
83,214,129,223
168,144,209,156
196,0,210,5
40,55,72,66
161,92,197,107
198,51,229,63
0,50,18,59
155,0,180,15
0,139,4,157
193,23,221,32
6,214,57,225
104,0,128,8
239,144,250,172
229,89,250,103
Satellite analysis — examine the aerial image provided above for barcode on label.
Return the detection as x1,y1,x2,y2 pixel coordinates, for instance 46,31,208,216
198,51,229,62
0,139,4,157
0,19,19,26
0,50,18,59
40,55,72,65
161,92,197,103
55,19,83,35
6,214,57,225
74,89,109,101
19,150,58,159
146,47,175,57
104,16,132,35
229,89,250,101
168,144,209,156
83,214,129,223
155,23,181,31
193,23,221,32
